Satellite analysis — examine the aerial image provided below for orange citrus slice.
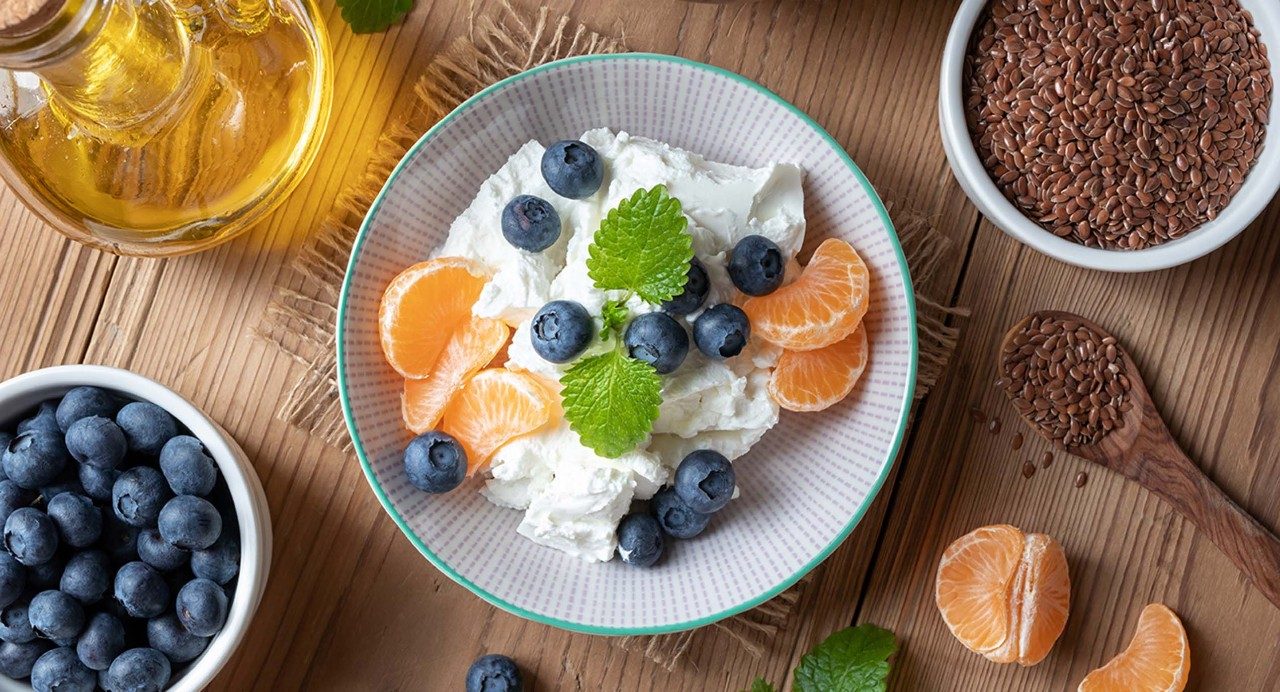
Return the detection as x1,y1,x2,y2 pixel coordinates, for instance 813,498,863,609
743,238,869,351
402,317,511,434
441,368,557,474
768,323,869,412
1078,604,1189,692
936,524,1071,666
379,257,488,378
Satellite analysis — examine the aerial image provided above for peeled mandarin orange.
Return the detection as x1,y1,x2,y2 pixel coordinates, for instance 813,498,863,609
1078,604,1189,692
441,368,557,474
401,317,511,434
379,257,488,378
742,238,869,351
768,323,869,412
936,525,1071,666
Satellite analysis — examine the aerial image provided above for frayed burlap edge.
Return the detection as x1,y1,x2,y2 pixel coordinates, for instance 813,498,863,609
255,2,967,671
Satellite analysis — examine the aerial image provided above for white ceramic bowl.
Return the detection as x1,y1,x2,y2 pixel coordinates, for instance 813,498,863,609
338,53,917,634
940,0,1280,272
0,365,271,691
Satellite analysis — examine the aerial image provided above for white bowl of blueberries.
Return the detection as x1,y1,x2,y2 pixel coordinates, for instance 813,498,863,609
0,366,270,692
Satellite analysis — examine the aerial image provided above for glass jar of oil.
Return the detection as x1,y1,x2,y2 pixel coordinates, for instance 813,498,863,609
0,0,331,256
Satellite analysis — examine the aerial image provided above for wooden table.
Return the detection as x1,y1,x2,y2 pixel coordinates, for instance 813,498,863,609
3,0,1279,688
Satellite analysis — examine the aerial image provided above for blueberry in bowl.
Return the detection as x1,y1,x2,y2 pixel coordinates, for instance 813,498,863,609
0,365,270,691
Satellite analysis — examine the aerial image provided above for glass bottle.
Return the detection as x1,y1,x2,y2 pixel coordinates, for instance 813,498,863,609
0,0,332,256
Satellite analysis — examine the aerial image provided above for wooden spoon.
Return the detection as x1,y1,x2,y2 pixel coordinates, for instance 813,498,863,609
1000,309,1280,609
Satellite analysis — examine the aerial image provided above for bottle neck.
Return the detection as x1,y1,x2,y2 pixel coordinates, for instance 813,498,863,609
0,0,193,131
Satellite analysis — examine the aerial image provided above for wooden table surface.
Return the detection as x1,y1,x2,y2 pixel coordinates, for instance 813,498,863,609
3,0,1280,689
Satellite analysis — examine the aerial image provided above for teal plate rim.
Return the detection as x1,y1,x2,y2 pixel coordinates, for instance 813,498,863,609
335,52,919,636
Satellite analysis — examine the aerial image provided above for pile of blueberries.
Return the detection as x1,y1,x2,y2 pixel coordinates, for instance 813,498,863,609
0,386,239,691
616,450,736,567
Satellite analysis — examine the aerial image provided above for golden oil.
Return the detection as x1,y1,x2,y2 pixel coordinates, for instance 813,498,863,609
0,0,331,255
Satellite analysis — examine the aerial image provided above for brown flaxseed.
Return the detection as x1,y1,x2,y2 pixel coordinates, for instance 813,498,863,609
964,0,1272,250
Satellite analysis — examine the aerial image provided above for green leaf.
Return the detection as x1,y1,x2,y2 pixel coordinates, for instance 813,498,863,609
336,0,412,33
747,678,777,692
587,185,693,305
561,350,662,458
600,299,631,339
793,624,897,692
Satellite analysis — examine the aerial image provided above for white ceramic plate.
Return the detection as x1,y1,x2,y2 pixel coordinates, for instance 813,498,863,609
338,54,917,634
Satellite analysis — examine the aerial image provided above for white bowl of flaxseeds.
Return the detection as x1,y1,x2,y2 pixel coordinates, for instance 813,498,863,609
940,0,1280,272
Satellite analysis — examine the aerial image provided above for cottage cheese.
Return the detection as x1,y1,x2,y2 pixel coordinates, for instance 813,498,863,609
439,129,805,561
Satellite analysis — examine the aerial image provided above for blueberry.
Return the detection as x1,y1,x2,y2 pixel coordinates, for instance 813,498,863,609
0,553,24,608
114,403,177,457
0,480,33,524
56,387,120,433
99,517,138,566
111,467,171,528
61,551,111,604
76,613,125,671
27,555,65,591
135,530,188,572
157,496,221,551
156,436,216,497
530,300,594,364
728,235,785,296
104,648,170,692
649,487,710,539
465,653,522,692
145,613,208,664
78,465,119,503
29,590,85,641
674,450,736,514
0,602,34,643
693,304,751,359
540,140,604,199
190,532,238,586
501,195,562,252
403,432,466,494
31,646,94,692
17,402,61,438
175,578,227,637
4,507,58,566
661,257,711,316
65,416,127,470
624,312,689,374
112,562,168,619
47,493,102,549
3,431,69,490
616,512,664,567
40,476,85,501
0,639,52,678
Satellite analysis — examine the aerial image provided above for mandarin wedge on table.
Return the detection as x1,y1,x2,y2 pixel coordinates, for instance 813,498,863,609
936,524,1071,666
768,323,868,412
1078,604,1189,692
742,238,869,351
441,368,558,474
379,257,489,378
402,317,511,434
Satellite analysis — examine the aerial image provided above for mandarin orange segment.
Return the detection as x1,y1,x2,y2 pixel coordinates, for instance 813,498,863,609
742,238,869,351
401,317,511,434
987,532,1072,666
936,524,1025,654
441,368,558,474
768,323,869,412
1078,604,1189,692
379,257,488,378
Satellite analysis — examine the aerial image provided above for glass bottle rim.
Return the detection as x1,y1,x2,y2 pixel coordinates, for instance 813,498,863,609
0,0,110,70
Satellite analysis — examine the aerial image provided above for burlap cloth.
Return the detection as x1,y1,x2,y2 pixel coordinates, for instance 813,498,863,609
256,2,966,670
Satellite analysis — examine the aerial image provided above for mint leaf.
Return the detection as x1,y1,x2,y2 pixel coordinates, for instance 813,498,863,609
587,186,693,304
561,350,661,458
793,624,896,692
748,678,776,692
600,299,630,339
336,0,412,33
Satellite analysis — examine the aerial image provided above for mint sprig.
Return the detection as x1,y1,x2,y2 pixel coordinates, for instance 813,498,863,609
336,0,412,33
560,350,662,458
793,624,896,692
600,299,630,339
587,185,693,305
747,679,776,692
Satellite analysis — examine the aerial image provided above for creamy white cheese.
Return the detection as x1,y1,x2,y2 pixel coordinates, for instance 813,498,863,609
447,129,805,562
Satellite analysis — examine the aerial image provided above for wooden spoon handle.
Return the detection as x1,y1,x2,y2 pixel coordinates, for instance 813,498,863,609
1133,445,1280,609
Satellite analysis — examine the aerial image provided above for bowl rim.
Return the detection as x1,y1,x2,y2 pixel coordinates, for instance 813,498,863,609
336,52,919,635
0,364,271,691
939,0,1280,272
